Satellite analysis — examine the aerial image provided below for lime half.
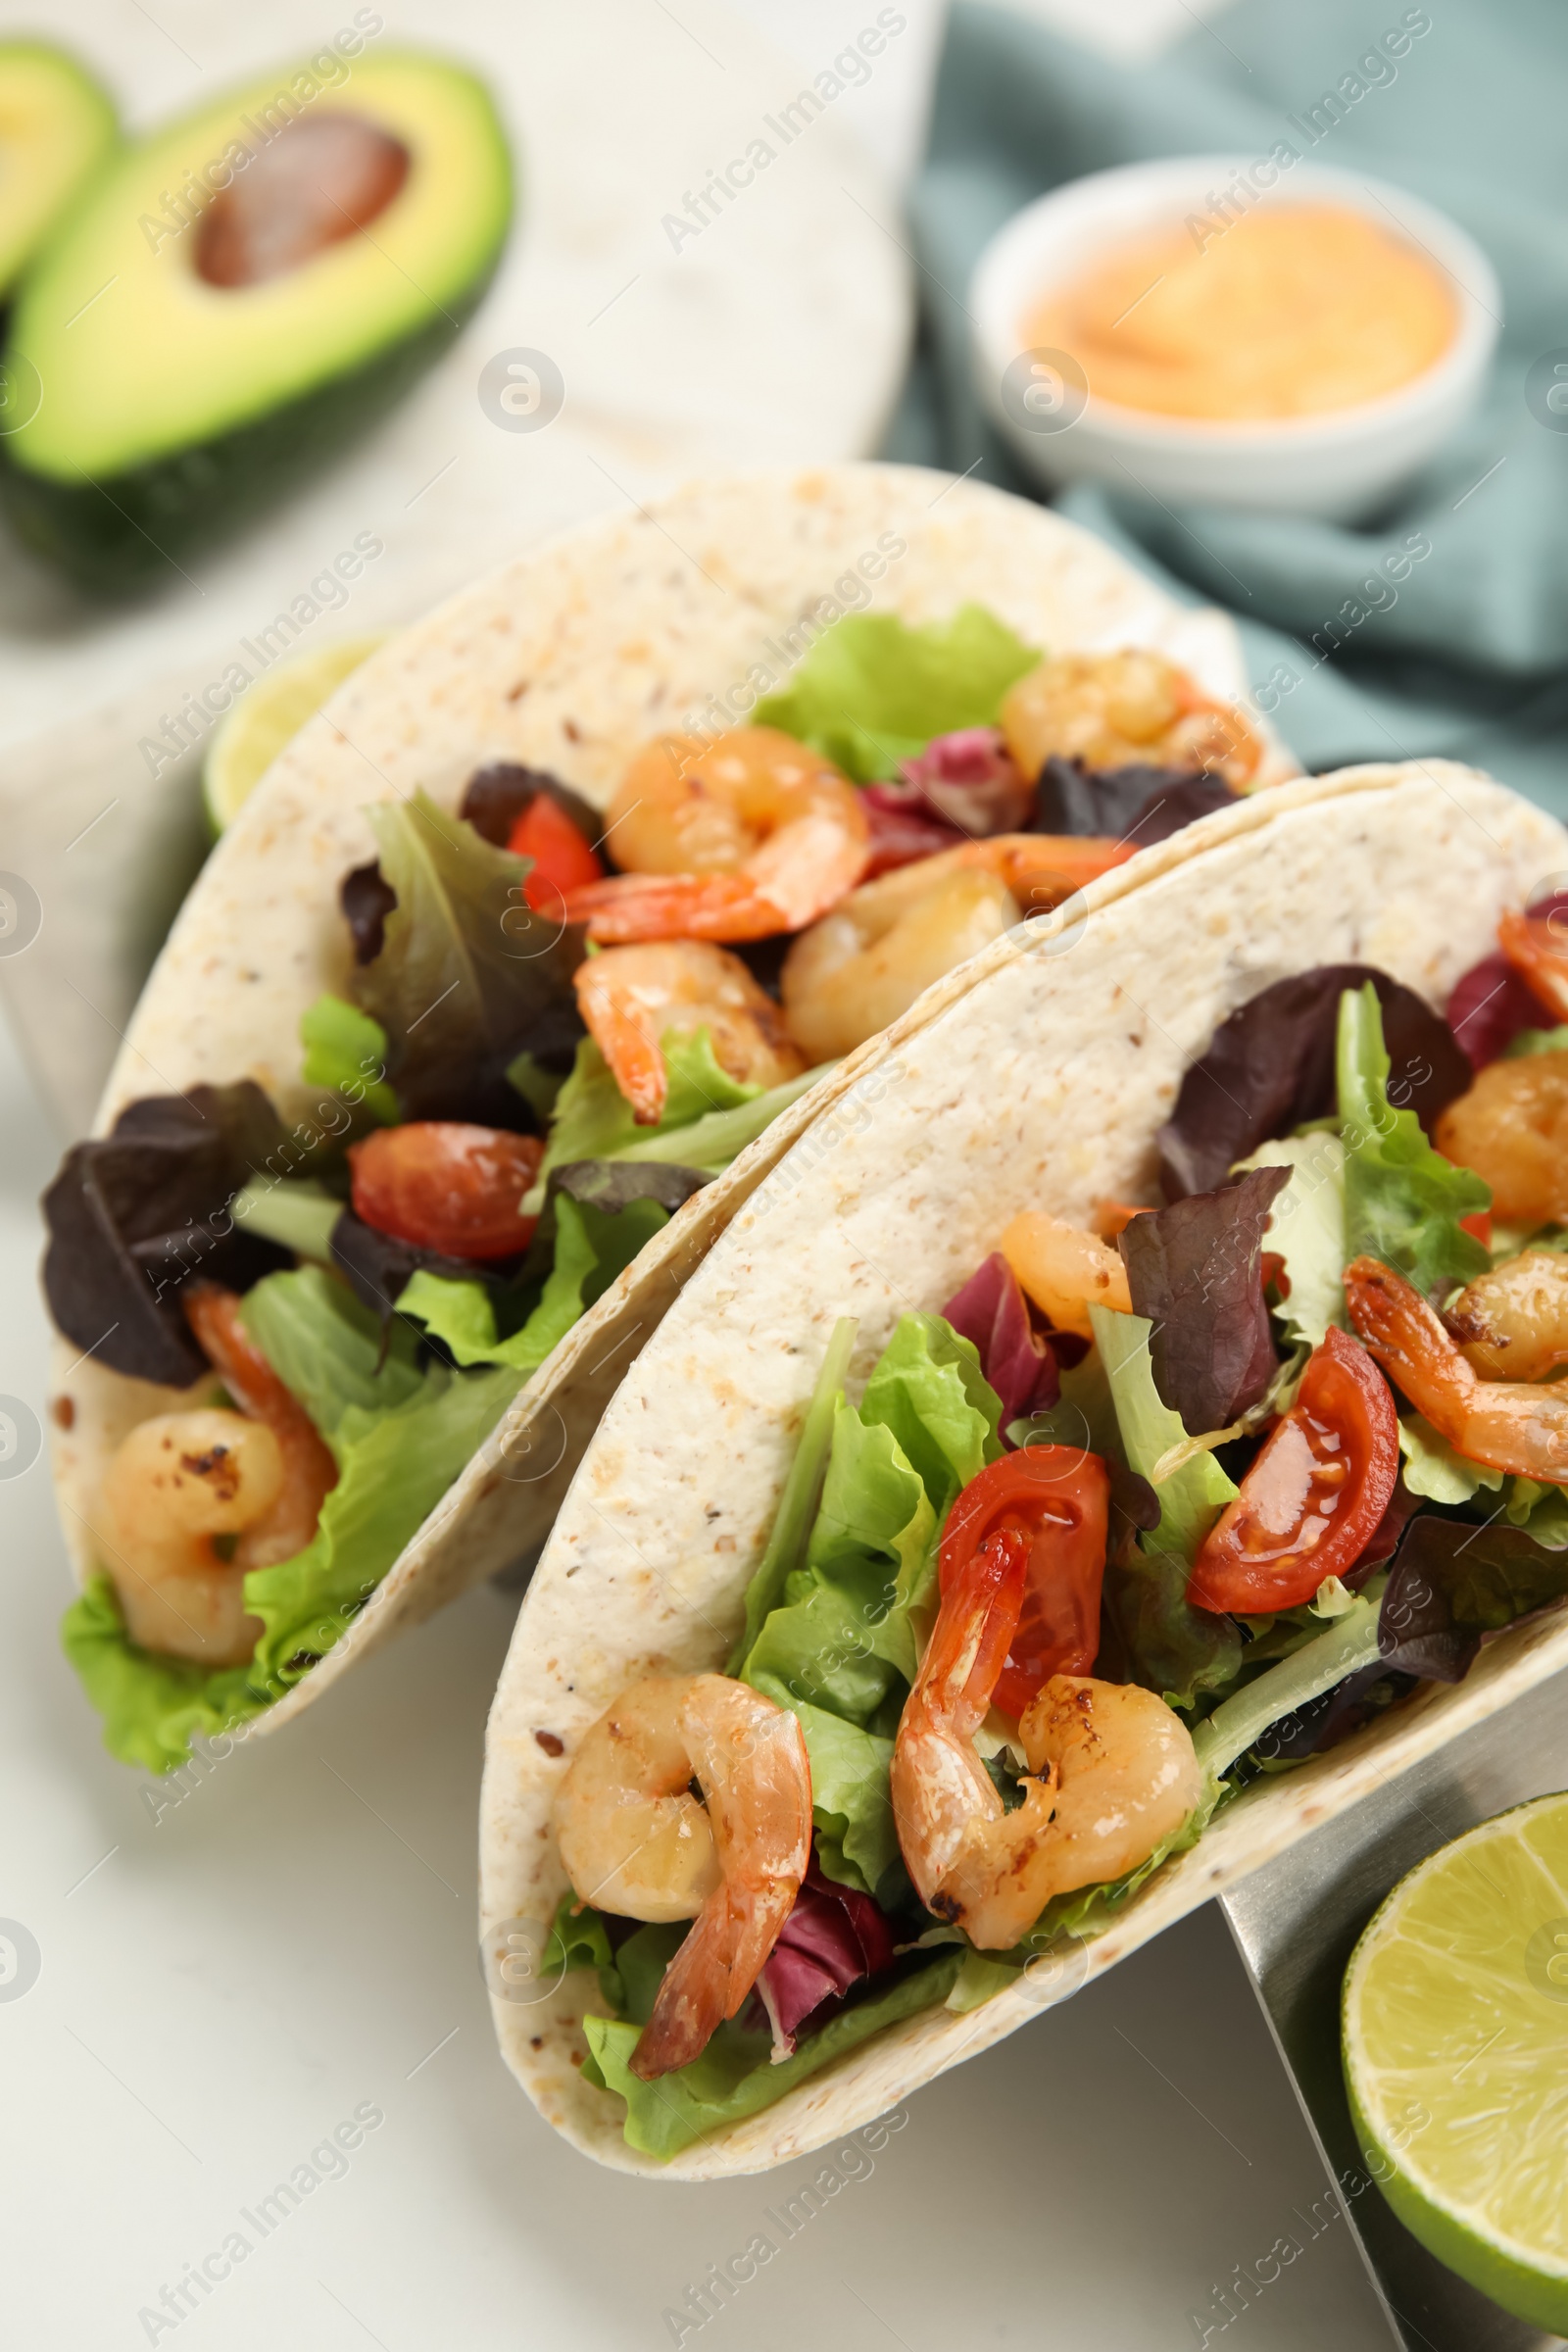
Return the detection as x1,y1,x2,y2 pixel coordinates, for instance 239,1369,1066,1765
203,634,383,832
1343,1790,1568,2333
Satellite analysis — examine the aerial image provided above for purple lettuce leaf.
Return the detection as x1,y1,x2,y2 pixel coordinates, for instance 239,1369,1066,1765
1444,885,1568,1067
1117,1166,1290,1437
1033,757,1236,845
942,1251,1060,1428
751,1859,899,2059
42,1084,292,1387
897,726,1032,837
1157,964,1470,1201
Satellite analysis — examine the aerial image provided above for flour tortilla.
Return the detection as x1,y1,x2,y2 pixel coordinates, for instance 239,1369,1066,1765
48,463,1286,1740
480,758,1568,2176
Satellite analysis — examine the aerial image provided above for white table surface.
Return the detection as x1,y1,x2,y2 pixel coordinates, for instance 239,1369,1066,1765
3,3,1398,2343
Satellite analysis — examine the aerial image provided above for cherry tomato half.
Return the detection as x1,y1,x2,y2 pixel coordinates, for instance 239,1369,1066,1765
348,1123,543,1260
938,1446,1109,1720
508,794,604,913
1188,1325,1397,1615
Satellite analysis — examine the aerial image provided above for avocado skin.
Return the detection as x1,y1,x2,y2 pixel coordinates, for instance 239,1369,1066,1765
0,260,497,598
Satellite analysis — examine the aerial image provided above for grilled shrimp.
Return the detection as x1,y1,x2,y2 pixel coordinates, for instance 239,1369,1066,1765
1498,905,1568,1022
999,649,1262,789
185,1285,338,1569
1446,1247,1568,1382
1435,1051,1568,1228
554,1672,811,2078
96,1286,337,1663
781,864,1021,1062
573,941,806,1125
777,833,1130,1063
1000,1210,1132,1340
1345,1253,1568,1481
564,728,870,944
99,1409,283,1664
891,1530,1200,1949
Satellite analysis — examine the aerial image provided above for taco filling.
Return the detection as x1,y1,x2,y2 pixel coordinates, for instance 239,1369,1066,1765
44,612,1263,1773
542,906,1568,2160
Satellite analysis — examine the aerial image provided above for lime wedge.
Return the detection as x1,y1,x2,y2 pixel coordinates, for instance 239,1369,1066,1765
1342,1791,1568,2333
203,634,383,832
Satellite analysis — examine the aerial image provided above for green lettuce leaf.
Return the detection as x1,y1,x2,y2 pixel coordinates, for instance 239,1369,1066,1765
231,1179,342,1263
1504,1478,1568,1547
239,1264,425,1430
540,1890,624,2014
738,1313,1001,1888
1091,1304,1236,1561
1398,1414,1504,1504
298,992,398,1125
1091,1303,1244,1710
66,1267,523,1771
858,1311,1003,1529
61,1576,272,1776
542,1031,759,1175
944,1788,1221,2012
581,1950,963,2160
397,1193,669,1372
1504,1026,1568,1058
1337,982,1490,1298
244,1359,522,1689
1234,1131,1348,1349
728,1318,858,1669
754,606,1039,782
353,790,582,1121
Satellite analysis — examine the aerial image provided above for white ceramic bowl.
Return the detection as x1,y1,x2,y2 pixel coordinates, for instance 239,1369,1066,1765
970,155,1501,520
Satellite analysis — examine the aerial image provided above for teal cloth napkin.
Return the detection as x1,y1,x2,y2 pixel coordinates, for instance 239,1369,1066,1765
887,0,1568,816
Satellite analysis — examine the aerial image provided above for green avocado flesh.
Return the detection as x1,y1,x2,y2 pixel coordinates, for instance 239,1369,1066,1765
0,42,117,297
0,47,512,593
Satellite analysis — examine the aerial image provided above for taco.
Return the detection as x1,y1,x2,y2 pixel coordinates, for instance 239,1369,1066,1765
43,465,1289,1775
480,756,1568,2176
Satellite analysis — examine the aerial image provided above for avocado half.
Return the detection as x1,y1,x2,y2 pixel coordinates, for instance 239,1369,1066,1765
1,47,512,595
0,42,117,300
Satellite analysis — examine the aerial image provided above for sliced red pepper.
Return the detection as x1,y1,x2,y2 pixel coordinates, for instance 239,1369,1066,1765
348,1122,542,1260
938,1446,1109,1720
508,793,604,913
1188,1326,1398,1614
1459,1209,1493,1250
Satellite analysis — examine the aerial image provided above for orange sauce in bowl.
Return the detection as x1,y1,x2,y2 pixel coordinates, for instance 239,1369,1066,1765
1021,204,1457,422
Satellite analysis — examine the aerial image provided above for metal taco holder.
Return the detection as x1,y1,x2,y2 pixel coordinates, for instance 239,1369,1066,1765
1219,1661,1568,2352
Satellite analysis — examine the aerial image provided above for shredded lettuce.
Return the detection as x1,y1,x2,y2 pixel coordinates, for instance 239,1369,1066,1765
754,606,1039,782
299,993,398,1124
396,1194,670,1373
1337,983,1490,1298
63,1267,522,1773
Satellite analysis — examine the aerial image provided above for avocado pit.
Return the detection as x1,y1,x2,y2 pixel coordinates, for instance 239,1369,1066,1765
196,111,411,289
